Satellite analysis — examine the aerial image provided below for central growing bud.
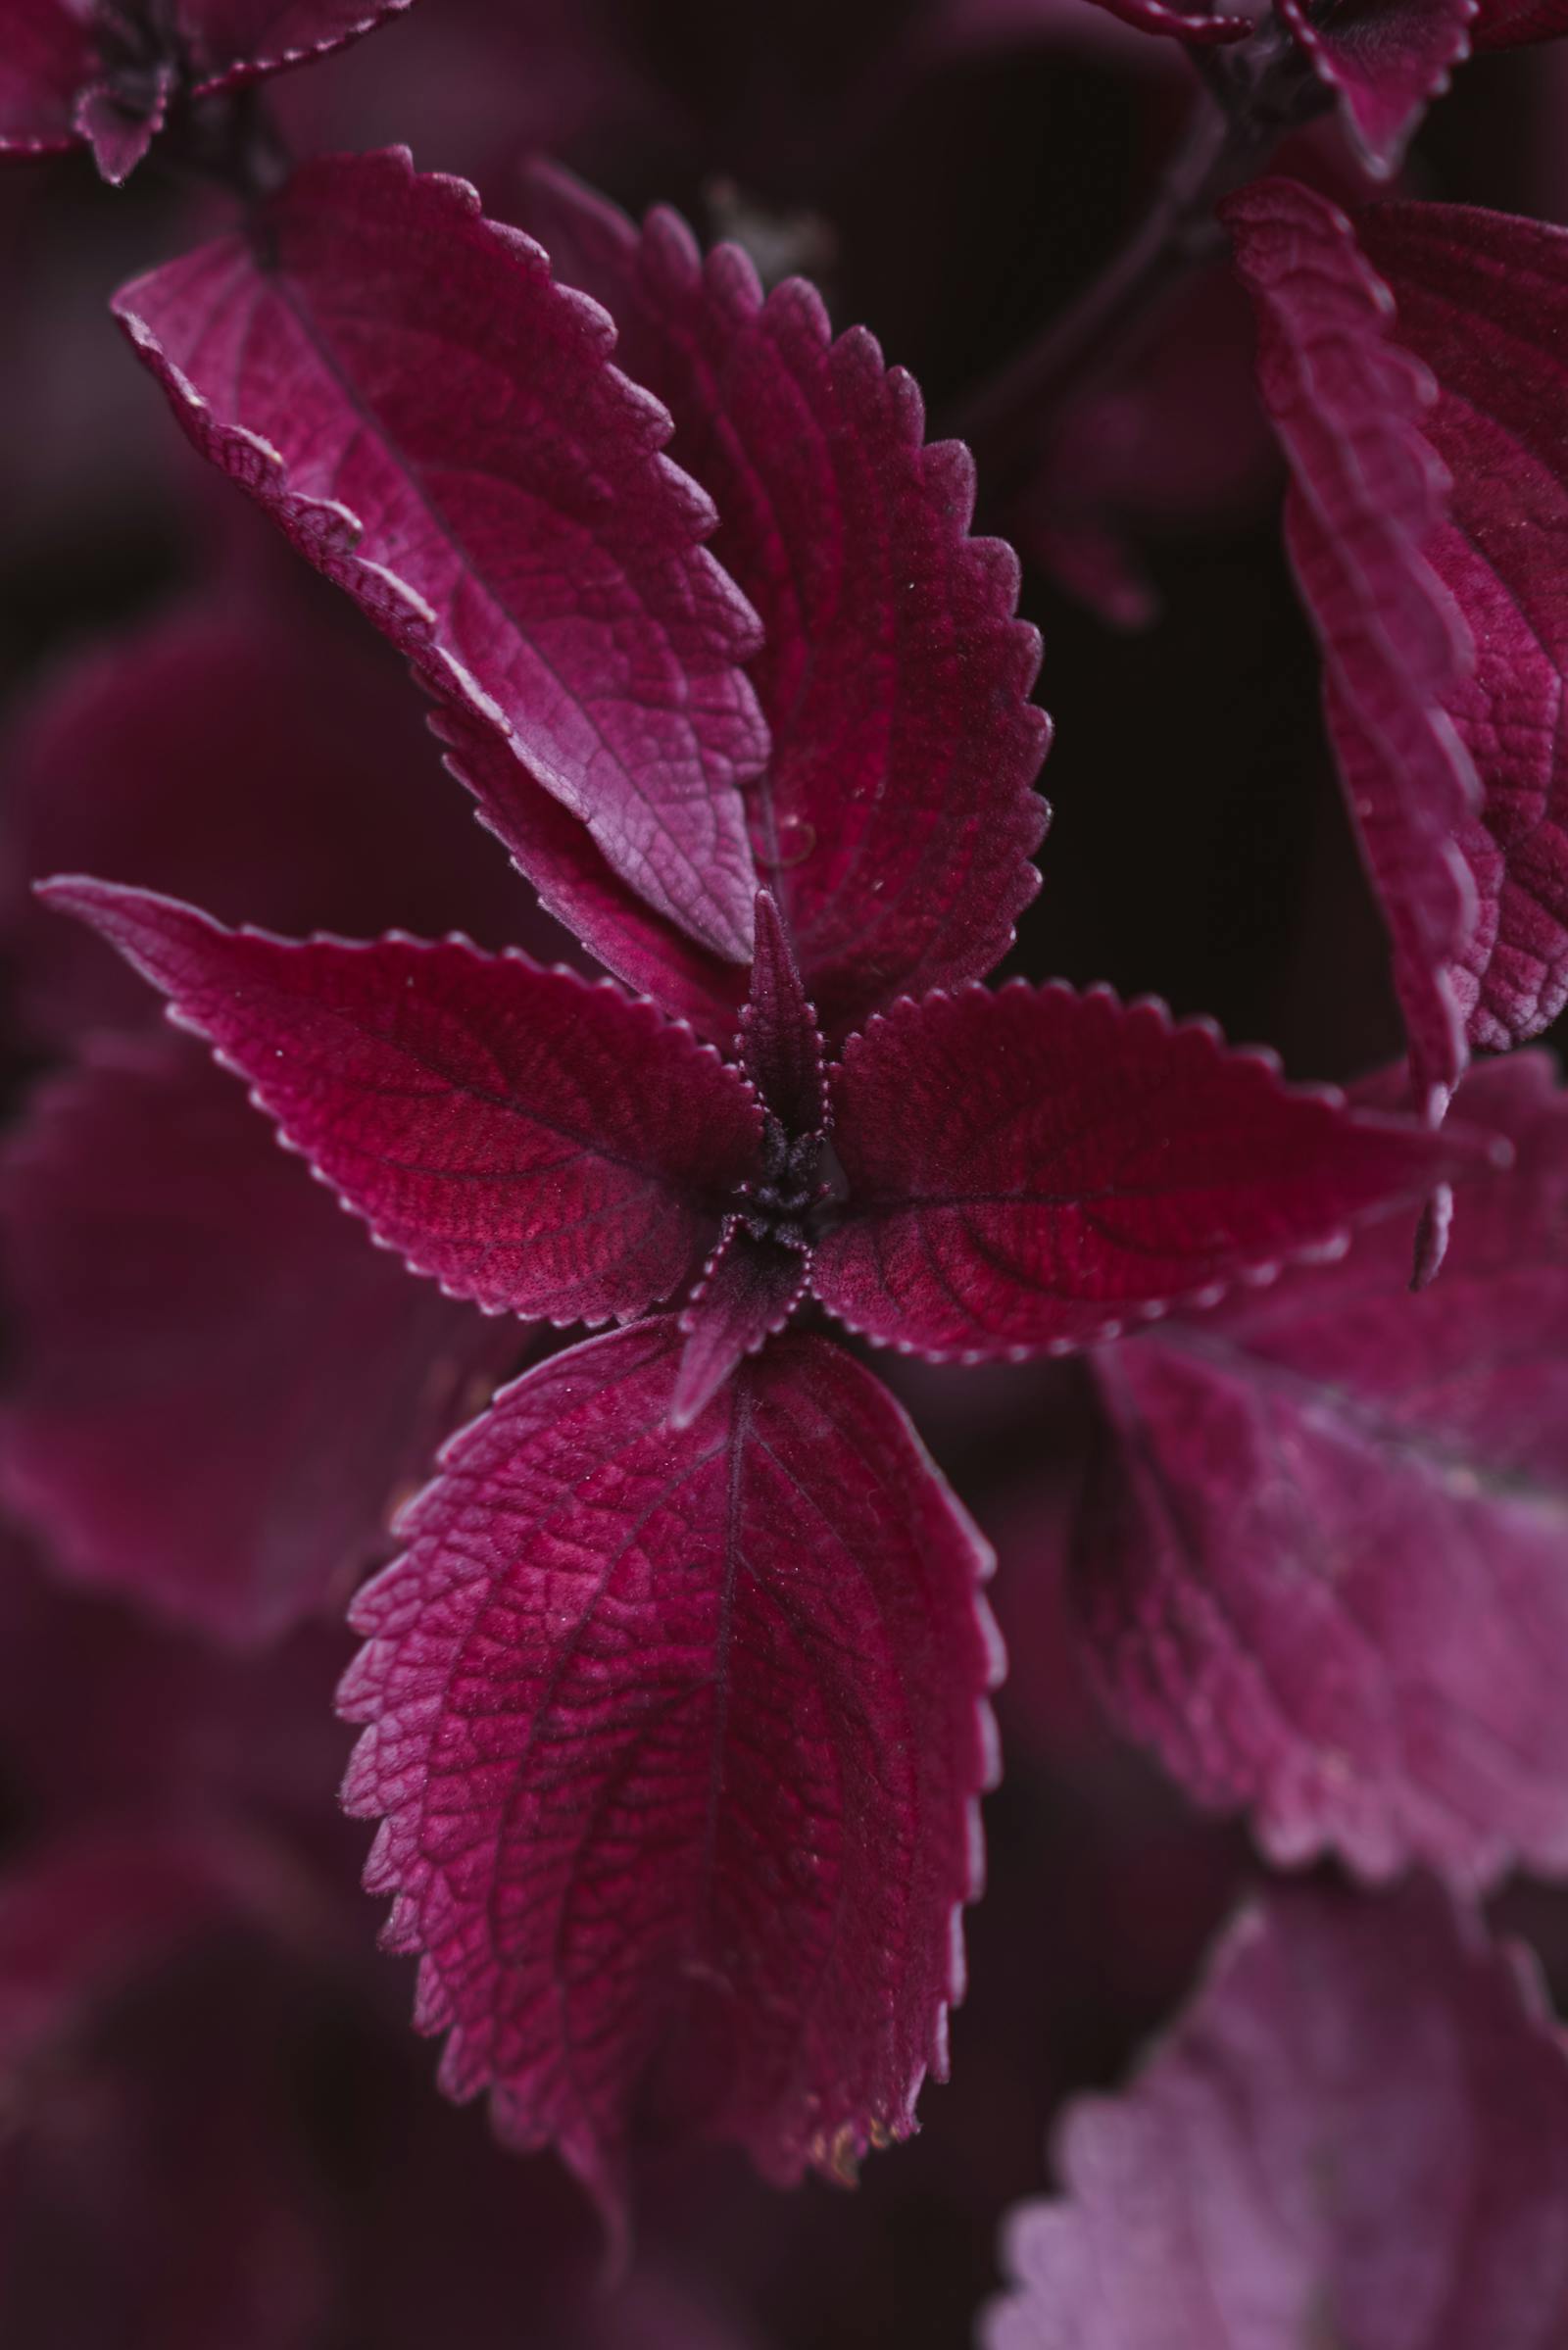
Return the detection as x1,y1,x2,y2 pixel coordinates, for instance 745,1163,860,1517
736,1115,825,1252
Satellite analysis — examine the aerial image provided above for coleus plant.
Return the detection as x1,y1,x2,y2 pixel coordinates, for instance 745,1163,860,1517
30,142,1491,2229
7,0,1568,2329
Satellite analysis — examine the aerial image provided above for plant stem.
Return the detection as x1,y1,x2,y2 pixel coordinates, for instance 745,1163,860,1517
954,23,1324,485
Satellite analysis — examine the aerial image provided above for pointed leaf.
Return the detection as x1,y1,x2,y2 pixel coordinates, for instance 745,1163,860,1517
39,880,761,1326
738,891,827,1137
1075,1052,1568,1888
338,1320,998,2223
671,1223,810,1428
1225,175,1480,1115
1277,0,1478,177
1354,201,1568,1055
112,149,767,959
810,982,1499,1360
0,1034,516,1646
519,167,1052,1040
0,598,545,1050
985,1882,1568,2350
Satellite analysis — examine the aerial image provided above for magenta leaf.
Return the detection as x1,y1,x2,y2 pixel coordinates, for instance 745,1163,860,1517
0,0,416,181
809,982,1500,1360
1225,175,1479,1116
0,598,544,1050
1076,1053,1568,1888
985,1881,1568,2349
670,1225,811,1430
338,1319,998,2229
519,165,1051,1041
0,3,92,161
112,150,767,958
737,891,828,1139
1354,201,1568,1055
1277,0,1478,177
1066,0,1251,40
0,1033,516,1646
39,880,761,1326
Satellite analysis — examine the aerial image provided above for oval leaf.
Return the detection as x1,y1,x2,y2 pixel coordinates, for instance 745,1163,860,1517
112,150,767,959
986,1882,1568,2350
1356,201,1568,1055
1225,175,1479,1117
1075,1051,1568,1887
338,1320,999,2228
519,165,1051,1040
38,879,760,1326
810,981,1500,1359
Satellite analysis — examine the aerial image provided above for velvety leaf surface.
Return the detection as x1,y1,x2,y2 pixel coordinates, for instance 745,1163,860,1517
112,149,767,958
1075,1053,1568,1887
1277,0,1478,176
1225,174,1479,1115
0,1034,517,1646
810,982,1498,1360
338,1319,998,2226
0,597,545,1049
40,880,761,1326
670,1223,811,1429
985,1882,1568,2349
0,3,90,159
519,166,1051,1042
737,891,827,1139
1356,202,1568,1054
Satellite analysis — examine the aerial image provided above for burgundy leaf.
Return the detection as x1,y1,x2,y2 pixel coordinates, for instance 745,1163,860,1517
0,598,546,1050
985,1882,1568,2349
0,0,416,181
1225,175,1479,1116
1074,1053,1568,1888
38,880,761,1326
1065,0,1251,39
670,1224,811,1430
112,149,767,958
0,1034,516,1647
519,165,1052,1041
0,4,92,161
1355,201,1568,1054
737,890,827,1138
809,982,1499,1360
1277,0,1478,177
338,1320,998,2229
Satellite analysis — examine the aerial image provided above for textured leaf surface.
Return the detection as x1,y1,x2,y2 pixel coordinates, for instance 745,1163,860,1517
1076,1053,1568,1887
520,166,1051,1041
810,983,1498,1360
40,881,760,1326
0,1034,515,1646
0,598,540,1049
1357,202,1568,1054
985,1882,1568,2350
737,891,827,1139
1277,0,1477,175
0,2,90,158
338,1320,997,2224
670,1224,810,1429
163,0,419,93
1226,175,1480,1115
112,150,766,958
